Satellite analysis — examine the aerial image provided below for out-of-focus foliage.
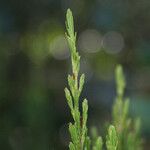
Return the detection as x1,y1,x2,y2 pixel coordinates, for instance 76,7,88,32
112,65,143,150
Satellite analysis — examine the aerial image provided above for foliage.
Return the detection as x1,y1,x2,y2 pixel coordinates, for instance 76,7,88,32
112,65,143,150
106,125,118,150
64,8,118,150
65,8,88,149
64,8,143,150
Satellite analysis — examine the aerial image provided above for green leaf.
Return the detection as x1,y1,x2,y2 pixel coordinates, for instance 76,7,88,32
69,142,76,150
93,137,103,150
82,99,88,127
66,9,74,39
79,74,85,94
106,125,118,150
64,87,73,110
69,123,79,146
115,64,126,96
122,98,130,124
85,136,91,150
80,99,88,148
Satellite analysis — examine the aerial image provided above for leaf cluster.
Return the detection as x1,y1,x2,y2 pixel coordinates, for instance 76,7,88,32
64,9,143,150
112,65,143,150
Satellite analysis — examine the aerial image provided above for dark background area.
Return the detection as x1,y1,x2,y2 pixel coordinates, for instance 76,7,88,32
0,0,150,149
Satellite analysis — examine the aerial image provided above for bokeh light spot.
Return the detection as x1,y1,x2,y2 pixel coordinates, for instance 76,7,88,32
78,29,102,53
102,31,124,54
49,35,70,60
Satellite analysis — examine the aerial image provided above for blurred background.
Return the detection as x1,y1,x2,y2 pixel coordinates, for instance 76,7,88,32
0,0,150,149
